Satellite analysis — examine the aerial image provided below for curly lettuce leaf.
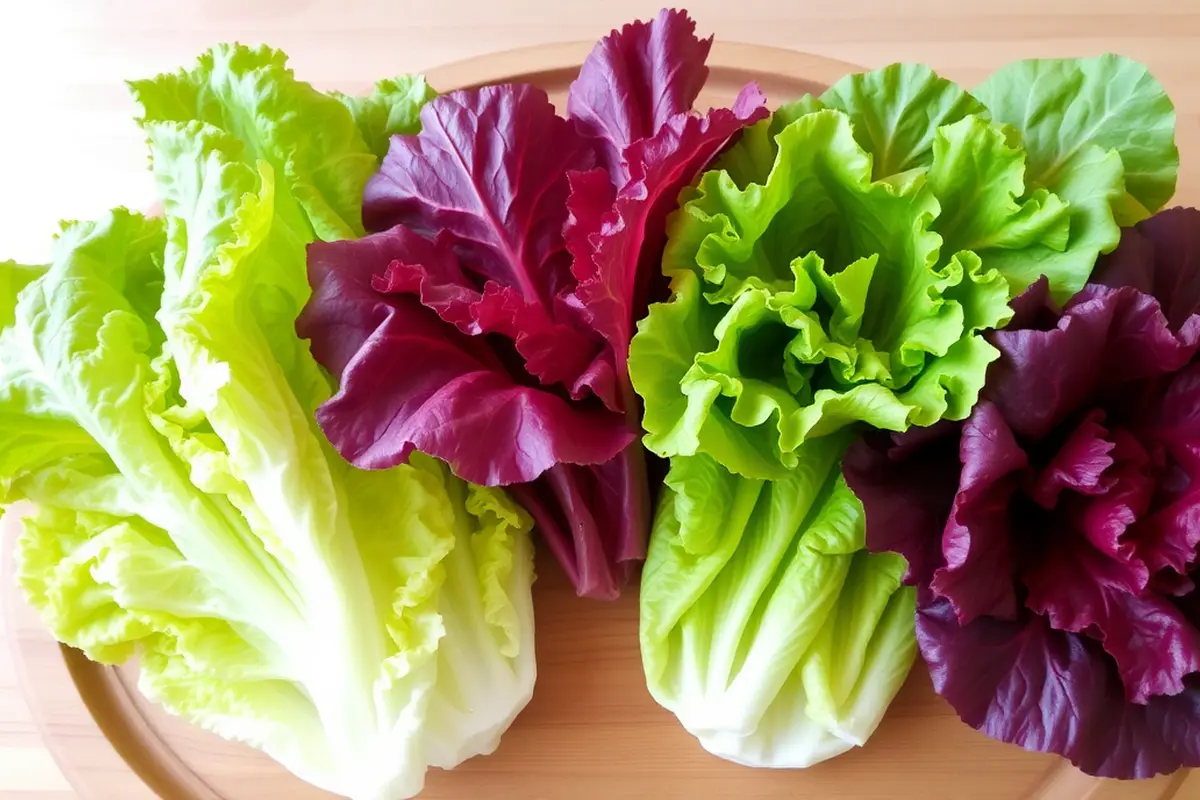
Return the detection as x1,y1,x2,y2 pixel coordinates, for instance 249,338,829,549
151,118,538,782
630,106,1015,479
332,75,437,160
129,43,378,241
7,104,536,799
387,456,537,769
927,117,1071,277
798,65,1077,298
0,232,141,488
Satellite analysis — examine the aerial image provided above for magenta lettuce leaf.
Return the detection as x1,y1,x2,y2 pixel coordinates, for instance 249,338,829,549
917,593,1200,779
299,10,764,599
843,207,1200,778
567,7,713,185
299,229,634,480
1093,206,1200,332
566,82,768,369
362,83,621,409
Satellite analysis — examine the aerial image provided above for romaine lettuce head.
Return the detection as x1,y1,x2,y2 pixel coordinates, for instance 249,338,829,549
639,438,915,767
3,44,531,800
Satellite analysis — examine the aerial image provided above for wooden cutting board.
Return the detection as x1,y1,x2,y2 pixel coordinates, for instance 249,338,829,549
3,41,1199,800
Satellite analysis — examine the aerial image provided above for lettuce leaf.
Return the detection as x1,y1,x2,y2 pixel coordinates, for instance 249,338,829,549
129,43,379,242
820,63,986,178
630,98,1017,479
0,260,45,328
566,83,768,374
566,7,714,184
975,54,1178,225
299,226,634,481
974,54,1178,299
361,83,617,407
332,75,437,160
640,439,916,767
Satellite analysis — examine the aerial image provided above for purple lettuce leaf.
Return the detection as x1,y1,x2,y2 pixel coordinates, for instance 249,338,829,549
843,422,962,586
917,591,1200,779
300,11,764,599
566,7,713,185
1094,206,1200,330
566,83,769,370
928,401,1028,624
361,83,621,407
845,206,1200,779
298,229,634,482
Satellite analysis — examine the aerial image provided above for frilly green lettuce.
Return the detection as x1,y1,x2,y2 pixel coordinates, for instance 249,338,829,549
630,102,1014,480
630,59,1170,480
4,45,529,800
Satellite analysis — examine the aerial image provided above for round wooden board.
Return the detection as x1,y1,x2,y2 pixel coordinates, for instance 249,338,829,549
3,41,1198,800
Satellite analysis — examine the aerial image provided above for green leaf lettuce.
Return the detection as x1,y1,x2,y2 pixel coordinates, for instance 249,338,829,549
332,74,438,159
4,46,526,800
973,54,1178,295
629,59,1175,480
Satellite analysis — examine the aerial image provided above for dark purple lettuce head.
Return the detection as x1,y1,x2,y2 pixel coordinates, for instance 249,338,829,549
297,10,765,600
843,207,1200,778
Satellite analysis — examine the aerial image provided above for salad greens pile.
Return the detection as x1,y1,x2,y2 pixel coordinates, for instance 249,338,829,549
3,7,1198,798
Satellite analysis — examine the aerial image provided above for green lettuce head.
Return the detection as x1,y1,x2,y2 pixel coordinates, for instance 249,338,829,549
629,58,1175,480
2,45,535,800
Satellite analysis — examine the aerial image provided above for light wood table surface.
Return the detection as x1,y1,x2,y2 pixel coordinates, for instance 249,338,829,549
3,1,1200,798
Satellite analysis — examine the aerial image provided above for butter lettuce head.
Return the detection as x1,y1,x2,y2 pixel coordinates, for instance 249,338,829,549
4,45,530,800
629,59,1176,481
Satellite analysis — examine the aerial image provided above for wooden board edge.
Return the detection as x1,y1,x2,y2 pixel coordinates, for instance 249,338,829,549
422,39,865,93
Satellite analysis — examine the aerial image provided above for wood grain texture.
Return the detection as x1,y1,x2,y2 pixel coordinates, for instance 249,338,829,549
2,2,1200,799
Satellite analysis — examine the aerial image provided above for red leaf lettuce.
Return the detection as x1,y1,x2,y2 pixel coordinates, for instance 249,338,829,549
843,207,1200,778
298,9,766,598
